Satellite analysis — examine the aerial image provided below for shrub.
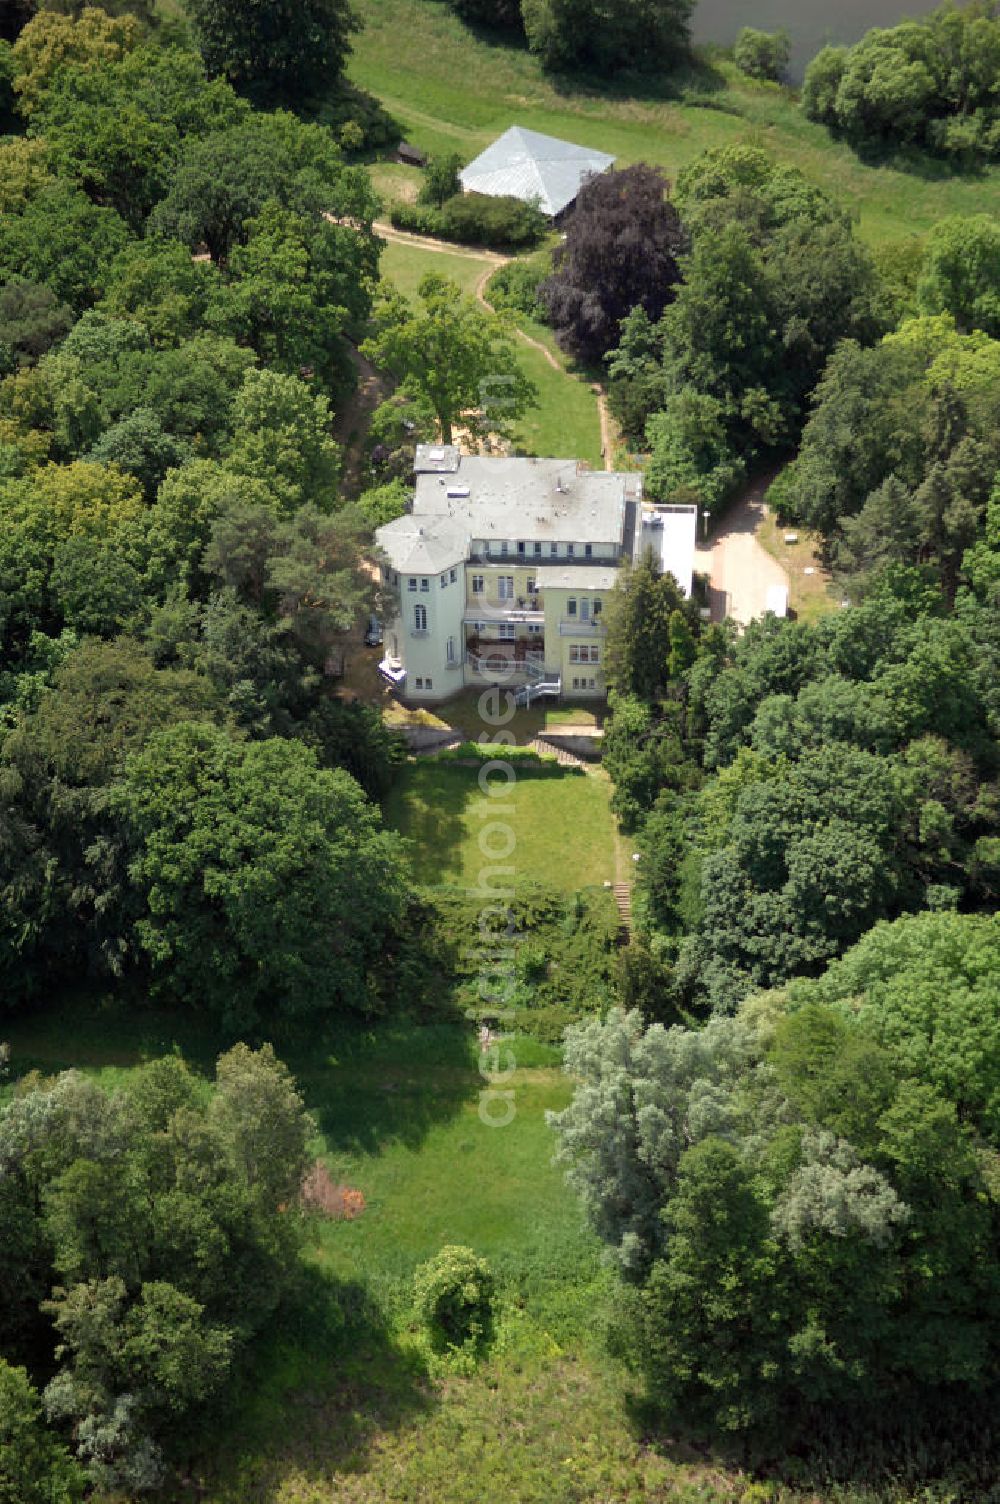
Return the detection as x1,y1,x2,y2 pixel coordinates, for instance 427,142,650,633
391,193,548,250
486,258,548,319
389,201,444,238
439,191,548,249
413,1245,495,1348
733,27,790,82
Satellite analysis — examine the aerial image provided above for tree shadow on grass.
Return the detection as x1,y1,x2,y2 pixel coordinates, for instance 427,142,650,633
187,1265,436,1502
624,1387,1000,1500
834,133,989,183
289,1014,480,1157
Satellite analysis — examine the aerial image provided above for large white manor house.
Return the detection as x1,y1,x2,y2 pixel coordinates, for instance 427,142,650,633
376,447,697,704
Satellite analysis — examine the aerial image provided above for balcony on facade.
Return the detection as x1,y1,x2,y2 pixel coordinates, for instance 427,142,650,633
557,617,605,636
463,599,544,626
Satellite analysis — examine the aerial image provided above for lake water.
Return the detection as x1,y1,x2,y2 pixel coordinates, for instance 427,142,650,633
692,0,932,79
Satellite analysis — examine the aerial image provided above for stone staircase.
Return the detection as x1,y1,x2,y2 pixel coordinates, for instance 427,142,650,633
612,882,632,941
526,737,588,770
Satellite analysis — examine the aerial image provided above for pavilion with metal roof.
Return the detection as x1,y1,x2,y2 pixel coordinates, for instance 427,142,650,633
459,126,615,218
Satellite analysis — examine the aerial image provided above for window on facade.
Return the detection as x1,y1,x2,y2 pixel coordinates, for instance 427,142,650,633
498,576,514,601
526,578,535,595
533,542,542,557
567,598,577,616
440,574,448,588
529,623,543,635
420,578,429,592
500,540,509,556
415,677,424,689
593,598,602,616
580,599,590,621
408,577,417,592
426,677,433,689
450,568,457,583
567,544,575,558
569,646,579,663
517,541,526,556
584,543,593,558
446,637,456,664
414,604,427,630
472,575,484,595
550,542,558,557
499,623,516,640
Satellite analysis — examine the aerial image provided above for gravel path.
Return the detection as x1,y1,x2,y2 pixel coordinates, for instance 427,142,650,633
695,476,789,626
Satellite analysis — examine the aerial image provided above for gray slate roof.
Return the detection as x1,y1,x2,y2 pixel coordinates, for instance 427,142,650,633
414,457,632,544
375,514,469,575
459,126,615,217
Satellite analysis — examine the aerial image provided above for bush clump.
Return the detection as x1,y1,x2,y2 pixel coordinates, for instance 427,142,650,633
733,27,790,82
390,192,547,250
413,1245,495,1349
486,257,548,318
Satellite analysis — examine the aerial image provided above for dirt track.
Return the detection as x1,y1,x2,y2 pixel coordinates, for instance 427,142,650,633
374,221,614,466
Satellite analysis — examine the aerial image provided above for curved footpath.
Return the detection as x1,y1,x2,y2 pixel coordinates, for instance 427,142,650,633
373,220,613,467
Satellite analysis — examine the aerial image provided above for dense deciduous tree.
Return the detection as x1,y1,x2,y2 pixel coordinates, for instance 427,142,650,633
0,1360,86,1503
182,0,359,103
114,722,409,1027
148,111,378,265
733,26,790,81
521,0,694,74
0,184,129,311
539,164,685,364
802,5,1000,162
553,913,1000,1457
361,272,537,446
917,214,1000,336
0,1047,312,1489
10,5,140,115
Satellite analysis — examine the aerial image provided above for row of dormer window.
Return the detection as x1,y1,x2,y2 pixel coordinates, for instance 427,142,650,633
481,540,602,559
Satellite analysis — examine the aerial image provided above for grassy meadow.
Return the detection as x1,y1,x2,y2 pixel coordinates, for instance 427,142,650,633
351,0,1000,245
3,1002,764,1504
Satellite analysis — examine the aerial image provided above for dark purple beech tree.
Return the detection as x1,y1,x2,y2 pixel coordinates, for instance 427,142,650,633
539,163,687,366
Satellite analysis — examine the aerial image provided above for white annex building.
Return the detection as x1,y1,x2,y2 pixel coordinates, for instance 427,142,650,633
376,447,697,705
459,126,616,218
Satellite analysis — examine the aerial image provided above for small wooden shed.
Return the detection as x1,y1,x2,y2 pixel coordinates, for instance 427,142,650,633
396,141,427,167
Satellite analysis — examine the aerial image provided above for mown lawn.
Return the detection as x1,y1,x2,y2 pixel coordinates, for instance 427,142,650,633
350,0,1000,244
378,237,490,301
509,332,604,466
382,759,617,891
